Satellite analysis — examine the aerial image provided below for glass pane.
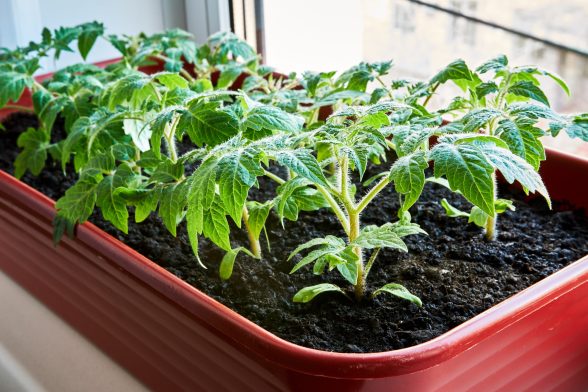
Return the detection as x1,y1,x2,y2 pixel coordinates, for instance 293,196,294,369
262,0,588,154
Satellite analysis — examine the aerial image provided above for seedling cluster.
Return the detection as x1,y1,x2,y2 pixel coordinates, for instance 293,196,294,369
1,23,587,306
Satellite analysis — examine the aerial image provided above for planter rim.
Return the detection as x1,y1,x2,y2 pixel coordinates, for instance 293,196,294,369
1,58,588,379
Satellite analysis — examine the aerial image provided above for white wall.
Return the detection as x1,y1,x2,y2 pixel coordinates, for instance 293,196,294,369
0,0,230,72
263,0,363,74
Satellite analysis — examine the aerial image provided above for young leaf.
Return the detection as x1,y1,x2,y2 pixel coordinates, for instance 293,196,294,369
352,223,422,251
219,248,239,281
134,188,161,223
373,283,422,307
123,118,152,152
468,207,488,227
538,68,570,96
246,201,272,242
430,59,473,84
77,21,104,60
475,81,498,99
476,55,508,74
290,246,345,274
293,283,346,303
440,198,469,218
288,235,345,261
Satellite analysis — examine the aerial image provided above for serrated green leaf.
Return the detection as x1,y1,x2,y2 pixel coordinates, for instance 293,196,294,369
390,125,434,156
291,246,344,274
508,81,550,107
217,149,263,225
293,283,346,303
389,152,428,213
352,224,409,251
158,182,187,236
276,150,328,187
476,55,508,74
55,180,99,224
135,188,161,223
108,73,155,110
77,21,104,60
203,200,231,251
477,143,550,207
243,104,304,133
442,133,509,150
14,128,49,178
373,283,422,306
153,72,189,90
475,81,498,99
340,146,369,179
0,72,32,107
431,59,473,84
461,108,502,133
430,142,495,216
507,102,559,122
96,171,130,233
288,235,345,261
496,119,545,170
217,65,243,88
332,247,359,284
180,100,239,146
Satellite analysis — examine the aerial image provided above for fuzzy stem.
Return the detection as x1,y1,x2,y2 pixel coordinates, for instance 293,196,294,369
363,247,381,282
349,211,365,301
339,156,366,301
315,184,350,235
485,172,498,241
340,157,355,210
152,54,196,83
32,80,51,94
263,169,286,185
423,82,440,107
484,72,511,239
242,206,261,258
375,76,394,99
164,115,180,163
356,176,391,213
3,104,35,113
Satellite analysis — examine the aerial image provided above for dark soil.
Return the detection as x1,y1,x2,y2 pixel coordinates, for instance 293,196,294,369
2,112,588,353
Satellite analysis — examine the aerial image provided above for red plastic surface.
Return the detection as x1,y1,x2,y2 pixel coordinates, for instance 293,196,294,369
1,61,588,391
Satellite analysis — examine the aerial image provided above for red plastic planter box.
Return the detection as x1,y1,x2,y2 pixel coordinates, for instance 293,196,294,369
1,66,588,391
